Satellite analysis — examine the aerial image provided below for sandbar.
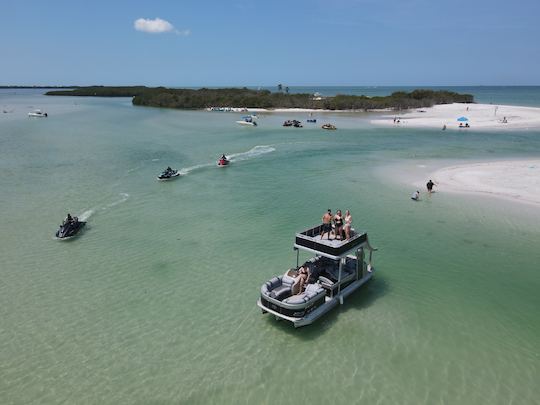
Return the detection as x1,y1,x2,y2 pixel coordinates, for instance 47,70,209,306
371,103,540,130
428,160,540,206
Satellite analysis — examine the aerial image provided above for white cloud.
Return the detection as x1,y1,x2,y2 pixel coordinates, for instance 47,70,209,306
134,17,189,35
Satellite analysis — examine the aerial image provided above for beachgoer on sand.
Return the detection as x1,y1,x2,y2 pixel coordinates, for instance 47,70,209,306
426,180,436,193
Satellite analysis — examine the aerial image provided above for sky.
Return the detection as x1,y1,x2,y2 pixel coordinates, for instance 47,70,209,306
1,0,540,86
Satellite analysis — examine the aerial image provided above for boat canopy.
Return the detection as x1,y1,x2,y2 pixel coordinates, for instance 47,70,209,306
294,225,367,260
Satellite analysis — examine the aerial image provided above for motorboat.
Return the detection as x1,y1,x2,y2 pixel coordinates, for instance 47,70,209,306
257,224,377,328
236,116,258,126
157,167,180,181
283,120,303,127
322,123,337,130
55,216,86,239
217,156,230,167
28,109,48,118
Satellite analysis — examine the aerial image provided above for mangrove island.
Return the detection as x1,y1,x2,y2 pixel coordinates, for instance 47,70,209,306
45,86,474,111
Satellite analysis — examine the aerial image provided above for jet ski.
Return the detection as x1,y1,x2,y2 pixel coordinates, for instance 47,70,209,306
55,217,86,239
157,167,180,181
217,157,230,167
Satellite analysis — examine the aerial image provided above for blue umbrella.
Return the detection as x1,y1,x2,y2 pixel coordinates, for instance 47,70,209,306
457,116,469,122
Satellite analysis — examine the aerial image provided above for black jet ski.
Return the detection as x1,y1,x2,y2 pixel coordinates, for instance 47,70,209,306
55,217,86,239
157,167,180,181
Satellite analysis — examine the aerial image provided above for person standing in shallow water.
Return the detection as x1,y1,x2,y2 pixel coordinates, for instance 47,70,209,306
426,180,436,194
320,209,333,240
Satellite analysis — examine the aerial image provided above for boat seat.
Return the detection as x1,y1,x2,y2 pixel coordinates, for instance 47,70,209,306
318,276,334,288
261,273,296,301
283,283,325,305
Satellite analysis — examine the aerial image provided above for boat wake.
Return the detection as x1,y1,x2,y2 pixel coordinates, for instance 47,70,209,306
178,145,275,175
179,162,214,176
78,209,94,221
75,193,130,223
104,193,130,209
228,145,275,162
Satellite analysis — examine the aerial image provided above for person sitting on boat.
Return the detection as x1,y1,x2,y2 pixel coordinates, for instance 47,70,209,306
334,210,344,240
64,213,73,225
293,265,311,295
320,209,333,240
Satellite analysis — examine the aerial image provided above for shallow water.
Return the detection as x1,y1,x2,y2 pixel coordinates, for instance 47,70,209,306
1,90,539,404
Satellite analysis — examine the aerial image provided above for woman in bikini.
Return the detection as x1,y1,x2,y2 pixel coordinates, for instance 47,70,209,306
334,210,344,240
294,265,311,295
344,210,353,239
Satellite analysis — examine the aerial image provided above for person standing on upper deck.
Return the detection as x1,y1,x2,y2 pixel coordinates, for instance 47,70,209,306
334,210,344,240
344,210,353,239
320,209,333,240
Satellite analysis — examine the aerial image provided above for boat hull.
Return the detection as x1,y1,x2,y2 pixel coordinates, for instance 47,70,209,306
236,121,256,126
55,221,86,239
157,172,180,181
258,271,373,327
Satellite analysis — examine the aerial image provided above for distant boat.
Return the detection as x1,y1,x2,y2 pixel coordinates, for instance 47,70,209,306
157,167,180,181
217,156,230,167
236,116,257,126
28,109,48,118
283,119,303,127
322,123,337,130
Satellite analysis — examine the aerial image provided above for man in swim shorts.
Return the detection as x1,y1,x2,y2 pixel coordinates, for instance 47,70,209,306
426,180,436,193
320,209,333,240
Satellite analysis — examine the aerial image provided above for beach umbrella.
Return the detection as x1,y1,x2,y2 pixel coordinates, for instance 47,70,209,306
457,116,469,122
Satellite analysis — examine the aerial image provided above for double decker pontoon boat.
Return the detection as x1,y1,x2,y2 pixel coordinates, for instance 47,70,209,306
257,224,377,328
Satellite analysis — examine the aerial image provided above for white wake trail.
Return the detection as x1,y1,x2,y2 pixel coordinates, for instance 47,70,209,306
227,145,275,162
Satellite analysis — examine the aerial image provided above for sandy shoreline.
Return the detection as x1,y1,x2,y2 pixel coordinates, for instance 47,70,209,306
371,103,540,130
427,160,540,206
206,107,393,113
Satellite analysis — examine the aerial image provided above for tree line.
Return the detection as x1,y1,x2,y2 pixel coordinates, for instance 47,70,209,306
46,86,474,110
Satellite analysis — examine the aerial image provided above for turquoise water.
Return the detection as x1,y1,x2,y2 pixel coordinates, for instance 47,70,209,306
1,90,539,404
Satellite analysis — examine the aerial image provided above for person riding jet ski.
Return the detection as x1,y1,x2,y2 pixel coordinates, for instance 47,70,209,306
56,213,85,239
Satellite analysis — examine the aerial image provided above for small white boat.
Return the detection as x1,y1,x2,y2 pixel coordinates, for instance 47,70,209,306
236,115,258,126
236,120,257,126
28,109,48,118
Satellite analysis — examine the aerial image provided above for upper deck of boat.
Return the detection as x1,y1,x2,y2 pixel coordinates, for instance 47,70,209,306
294,225,367,259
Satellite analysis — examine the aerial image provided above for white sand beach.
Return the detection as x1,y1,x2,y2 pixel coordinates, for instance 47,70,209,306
372,103,540,130
427,160,540,206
